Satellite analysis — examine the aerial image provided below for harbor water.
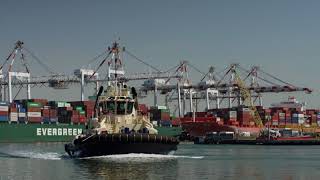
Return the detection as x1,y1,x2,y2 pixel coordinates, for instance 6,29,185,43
1,143,320,180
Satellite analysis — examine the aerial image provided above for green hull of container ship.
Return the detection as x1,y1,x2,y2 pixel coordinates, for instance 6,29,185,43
0,123,86,143
155,126,182,137
0,123,182,143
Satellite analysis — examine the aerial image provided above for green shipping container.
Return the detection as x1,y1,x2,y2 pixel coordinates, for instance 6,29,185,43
79,111,85,115
88,96,96,101
27,102,42,108
75,106,83,111
160,109,170,113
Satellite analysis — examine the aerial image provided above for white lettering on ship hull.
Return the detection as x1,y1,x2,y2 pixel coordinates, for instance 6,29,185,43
36,128,83,136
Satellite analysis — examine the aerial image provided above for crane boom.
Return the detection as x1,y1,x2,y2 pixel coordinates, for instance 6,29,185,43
234,72,263,127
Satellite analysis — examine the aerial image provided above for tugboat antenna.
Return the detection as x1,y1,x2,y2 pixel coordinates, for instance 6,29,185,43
94,86,104,118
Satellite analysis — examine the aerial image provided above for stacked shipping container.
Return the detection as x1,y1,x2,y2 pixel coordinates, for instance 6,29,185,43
149,106,171,126
0,102,9,122
9,105,18,122
0,99,96,125
203,105,320,128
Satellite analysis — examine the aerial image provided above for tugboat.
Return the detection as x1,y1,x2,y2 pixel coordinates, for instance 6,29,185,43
65,42,179,158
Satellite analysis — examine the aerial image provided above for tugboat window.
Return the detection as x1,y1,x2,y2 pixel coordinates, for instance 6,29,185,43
107,101,115,113
127,102,134,114
117,101,126,114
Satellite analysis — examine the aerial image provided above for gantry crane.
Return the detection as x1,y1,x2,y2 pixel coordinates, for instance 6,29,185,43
233,70,263,127
0,40,182,102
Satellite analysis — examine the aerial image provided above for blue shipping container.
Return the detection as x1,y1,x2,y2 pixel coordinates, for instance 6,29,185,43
160,120,172,127
42,118,50,123
19,108,26,113
50,118,58,122
0,115,8,121
292,117,299,123
18,117,26,123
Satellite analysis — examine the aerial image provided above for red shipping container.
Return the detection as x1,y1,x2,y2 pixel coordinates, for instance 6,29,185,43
264,110,271,114
311,115,317,123
160,113,170,120
42,109,49,113
0,111,9,116
306,110,315,115
72,110,78,116
86,108,94,112
195,112,208,117
28,117,42,123
28,107,41,112
42,110,50,116
272,115,279,121
31,99,48,106
196,117,214,122
83,101,95,106
10,107,17,113
79,116,86,123
50,109,57,117
285,113,291,119
228,118,237,122
86,112,94,118
228,121,239,126
71,117,79,123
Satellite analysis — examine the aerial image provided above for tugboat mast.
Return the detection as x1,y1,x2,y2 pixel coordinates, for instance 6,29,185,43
107,41,125,96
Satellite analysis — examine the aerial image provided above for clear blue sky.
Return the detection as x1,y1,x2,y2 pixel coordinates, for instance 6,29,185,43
0,0,319,108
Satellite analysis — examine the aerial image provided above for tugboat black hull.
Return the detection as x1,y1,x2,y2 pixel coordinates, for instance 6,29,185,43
65,133,179,158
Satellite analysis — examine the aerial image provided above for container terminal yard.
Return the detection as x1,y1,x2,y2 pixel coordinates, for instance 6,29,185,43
0,40,317,144
3,1,320,180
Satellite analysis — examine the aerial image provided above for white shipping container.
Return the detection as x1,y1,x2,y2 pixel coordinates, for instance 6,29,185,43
18,113,26,117
229,111,237,118
10,112,18,116
279,113,285,117
27,112,41,117
43,106,50,109
0,106,8,111
65,103,71,108
57,102,65,107
157,106,167,110
10,112,18,122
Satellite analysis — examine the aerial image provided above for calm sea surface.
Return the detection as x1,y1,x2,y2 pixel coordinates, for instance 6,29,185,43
0,143,320,180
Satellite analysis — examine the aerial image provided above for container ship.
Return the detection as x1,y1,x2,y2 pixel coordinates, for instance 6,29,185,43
0,98,180,142
180,97,320,138
0,99,96,142
0,40,184,142
0,40,185,142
